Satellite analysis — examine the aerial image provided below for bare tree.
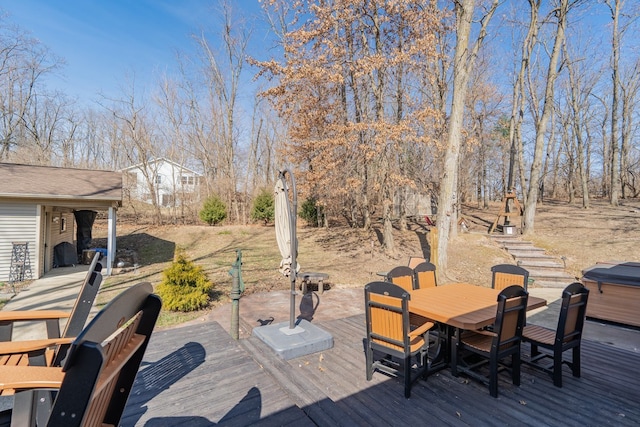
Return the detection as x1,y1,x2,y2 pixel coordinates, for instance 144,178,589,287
0,23,62,160
604,0,628,205
562,38,601,208
436,0,499,277
100,76,164,224
195,1,250,223
522,0,570,235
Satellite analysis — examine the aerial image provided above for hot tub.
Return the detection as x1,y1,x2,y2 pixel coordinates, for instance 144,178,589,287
582,262,640,327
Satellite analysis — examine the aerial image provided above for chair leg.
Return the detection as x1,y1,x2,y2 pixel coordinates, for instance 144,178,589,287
572,346,581,378
552,354,562,387
530,342,540,358
512,352,521,386
404,356,412,398
489,356,498,398
365,341,373,381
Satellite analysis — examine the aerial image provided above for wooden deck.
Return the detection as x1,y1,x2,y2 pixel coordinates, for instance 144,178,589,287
2,314,637,426
120,315,640,426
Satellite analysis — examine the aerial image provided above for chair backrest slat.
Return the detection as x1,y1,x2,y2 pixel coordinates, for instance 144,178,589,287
413,262,437,288
386,266,415,292
46,282,161,427
491,264,529,291
493,285,528,351
365,282,412,353
557,282,589,345
61,252,103,339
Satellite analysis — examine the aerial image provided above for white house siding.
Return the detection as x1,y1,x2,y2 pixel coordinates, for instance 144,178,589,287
122,159,201,207
0,203,37,283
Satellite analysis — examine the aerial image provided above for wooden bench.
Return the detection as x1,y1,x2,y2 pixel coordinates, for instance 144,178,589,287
299,272,329,295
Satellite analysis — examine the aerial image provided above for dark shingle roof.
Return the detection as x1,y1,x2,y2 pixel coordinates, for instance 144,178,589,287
0,163,122,203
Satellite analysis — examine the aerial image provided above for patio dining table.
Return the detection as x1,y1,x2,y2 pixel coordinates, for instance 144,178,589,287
409,283,547,369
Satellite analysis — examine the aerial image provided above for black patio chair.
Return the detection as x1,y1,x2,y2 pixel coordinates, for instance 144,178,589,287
413,262,437,289
364,281,434,398
0,282,161,427
522,282,589,387
451,285,528,398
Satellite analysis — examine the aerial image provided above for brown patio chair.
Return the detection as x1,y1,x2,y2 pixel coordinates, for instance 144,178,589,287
491,263,530,291
0,282,161,427
0,253,103,369
386,266,430,328
522,282,589,387
386,266,415,292
0,252,103,343
413,262,437,289
451,285,528,398
365,281,434,398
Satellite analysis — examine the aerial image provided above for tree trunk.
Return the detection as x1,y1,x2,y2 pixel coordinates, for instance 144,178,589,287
522,0,568,235
436,0,498,275
608,0,622,206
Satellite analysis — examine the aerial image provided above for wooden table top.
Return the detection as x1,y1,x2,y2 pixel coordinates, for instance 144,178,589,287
410,283,546,330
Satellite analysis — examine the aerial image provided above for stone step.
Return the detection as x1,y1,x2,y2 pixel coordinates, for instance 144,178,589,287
491,235,573,289
494,239,536,247
529,279,570,288
518,260,566,270
506,246,546,253
508,252,553,262
528,271,571,282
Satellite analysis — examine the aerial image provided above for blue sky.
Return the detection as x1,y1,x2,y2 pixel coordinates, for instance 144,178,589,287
1,0,266,104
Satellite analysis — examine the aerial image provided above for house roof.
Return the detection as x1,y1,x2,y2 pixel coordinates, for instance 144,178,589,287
0,163,122,208
120,157,202,176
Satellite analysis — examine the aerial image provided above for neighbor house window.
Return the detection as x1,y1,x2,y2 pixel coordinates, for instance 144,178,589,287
155,175,162,184
181,175,194,185
60,217,67,233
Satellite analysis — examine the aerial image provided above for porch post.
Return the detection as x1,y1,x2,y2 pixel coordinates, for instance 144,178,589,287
106,207,117,276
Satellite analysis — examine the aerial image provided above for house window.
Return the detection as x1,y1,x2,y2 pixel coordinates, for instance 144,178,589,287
60,217,67,233
181,175,194,185
155,175,162,184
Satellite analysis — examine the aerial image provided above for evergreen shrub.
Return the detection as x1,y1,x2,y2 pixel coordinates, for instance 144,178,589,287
251,188,275,224
199,195,227,225
156,249,213,312
300,197,318,226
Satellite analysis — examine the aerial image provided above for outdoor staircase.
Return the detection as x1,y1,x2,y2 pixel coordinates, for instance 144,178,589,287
491,236,576,288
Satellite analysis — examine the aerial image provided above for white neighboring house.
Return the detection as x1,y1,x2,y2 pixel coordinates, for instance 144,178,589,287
121,158,202,207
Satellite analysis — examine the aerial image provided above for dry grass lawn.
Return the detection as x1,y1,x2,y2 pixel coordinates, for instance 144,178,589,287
93,197,640,327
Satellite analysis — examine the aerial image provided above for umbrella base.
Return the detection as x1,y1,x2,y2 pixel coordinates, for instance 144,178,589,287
252,319,333,360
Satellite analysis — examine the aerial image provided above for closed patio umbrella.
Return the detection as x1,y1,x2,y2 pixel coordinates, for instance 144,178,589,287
274,169,299,329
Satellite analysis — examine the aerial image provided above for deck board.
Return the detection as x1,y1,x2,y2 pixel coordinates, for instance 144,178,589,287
120,321,314,426
255,314,640,427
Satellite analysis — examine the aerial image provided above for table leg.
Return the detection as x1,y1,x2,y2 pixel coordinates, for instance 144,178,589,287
450,327,460,376
416,322,451,377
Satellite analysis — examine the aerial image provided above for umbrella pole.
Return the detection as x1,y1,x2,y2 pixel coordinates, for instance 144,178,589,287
284,169,298,330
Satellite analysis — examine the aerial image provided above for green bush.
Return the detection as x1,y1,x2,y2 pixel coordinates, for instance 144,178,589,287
199,195,227,225
251,188,275,224
156,250,213,312
300,197,319,226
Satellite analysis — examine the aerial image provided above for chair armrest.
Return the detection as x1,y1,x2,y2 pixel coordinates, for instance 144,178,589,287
0,365,64,391
409,321,435,338
0,337,73,355
0,310,71,322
